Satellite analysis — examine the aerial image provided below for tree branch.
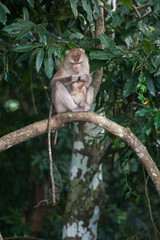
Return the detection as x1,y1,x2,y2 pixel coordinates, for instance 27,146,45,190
0,111,160,197
92,0,104,97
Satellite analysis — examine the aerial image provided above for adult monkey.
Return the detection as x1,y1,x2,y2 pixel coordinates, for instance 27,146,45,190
50,48,94,112
48,48,94,204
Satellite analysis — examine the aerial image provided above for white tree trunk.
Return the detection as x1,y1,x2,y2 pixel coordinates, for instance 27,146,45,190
62,122,104,240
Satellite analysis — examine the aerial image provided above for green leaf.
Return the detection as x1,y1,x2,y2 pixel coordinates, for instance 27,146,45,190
135,108,157,117
113,137,120,149
44,56,54,78
123,74,138,98
15,27,31,40
0,5,7,25
16,52,30,63
136,196,140,205
0,2,10,14
92,0,100,19
142,40,151,52
90,50,115,60
27,0,34,8
137,83,147,93
128,185,132,191
120,179,126,185
112,14,121,28
143,117,154,136
138,21,149,35
47,47,55,57
150,29,160,39
122,185,128,195
98,34,120,54
69,32,84,40
39,30,47,45
122,159,128,168
154,0,160,12
145,74,155,96
2,20,34,35
90,59,106,73
36,48,44,72
125,191,131,200
31,48,41,56
125,36,133,47
23,7,29,20
154,111,160,130
70,0,78,18
13,44,34,52
82,0,93,23
121,0,133,10
2,22,21,34
80,38,100,48
99,34,113,48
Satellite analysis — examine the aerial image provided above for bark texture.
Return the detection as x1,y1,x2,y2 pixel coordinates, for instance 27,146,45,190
62,122,105,240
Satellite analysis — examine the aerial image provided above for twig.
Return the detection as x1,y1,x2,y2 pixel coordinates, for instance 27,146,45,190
4,236,42,240
30,68,38,115
143,168,160,236
132,2,151,19
39,75,50,101
137,3,149,9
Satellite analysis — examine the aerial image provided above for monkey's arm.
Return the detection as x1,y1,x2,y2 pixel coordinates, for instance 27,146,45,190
80,74,92,87
52,76,71,82
51,75,81,87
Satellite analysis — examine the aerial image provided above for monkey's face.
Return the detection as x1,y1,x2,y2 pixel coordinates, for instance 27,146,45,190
71,81,85,90
65,48,84,73
73,64,81,73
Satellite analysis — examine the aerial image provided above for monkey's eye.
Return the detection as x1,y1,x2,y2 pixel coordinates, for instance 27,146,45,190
70,61,82,65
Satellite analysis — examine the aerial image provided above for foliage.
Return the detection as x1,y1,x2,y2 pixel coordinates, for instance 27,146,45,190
0,0,160,239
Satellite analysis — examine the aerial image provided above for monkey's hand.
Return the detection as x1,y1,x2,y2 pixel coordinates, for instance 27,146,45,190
63,75,79,86
79,74,87,82
71,75,80,83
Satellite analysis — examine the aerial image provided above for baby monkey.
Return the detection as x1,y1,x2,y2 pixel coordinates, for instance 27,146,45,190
70,79,90,111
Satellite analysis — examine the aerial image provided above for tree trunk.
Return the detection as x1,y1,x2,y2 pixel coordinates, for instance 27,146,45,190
62,122,105,240
62,1,105,239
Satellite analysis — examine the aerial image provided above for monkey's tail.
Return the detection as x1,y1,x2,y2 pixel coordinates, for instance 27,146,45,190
48,103,56,204
48,103,62,205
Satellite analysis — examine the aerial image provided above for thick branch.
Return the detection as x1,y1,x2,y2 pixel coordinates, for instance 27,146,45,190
0,112,160,196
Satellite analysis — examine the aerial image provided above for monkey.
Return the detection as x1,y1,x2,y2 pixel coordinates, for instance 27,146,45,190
50,48,94,113
70,80,90,111
48,48,94,204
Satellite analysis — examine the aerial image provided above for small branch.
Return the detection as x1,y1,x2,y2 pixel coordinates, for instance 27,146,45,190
4,236,42,240
136,3,149,9
0,112,160,197
132,3,151,19
133,4,141,18
132,101,149,108
30,68,38,115
143,168,160,236
92,0,104,97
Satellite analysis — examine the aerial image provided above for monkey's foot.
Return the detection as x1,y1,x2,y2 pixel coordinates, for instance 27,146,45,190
79,101,90,111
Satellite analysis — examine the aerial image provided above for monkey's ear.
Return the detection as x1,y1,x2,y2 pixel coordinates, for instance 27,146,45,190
79,48,85,52
65,50,70,55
